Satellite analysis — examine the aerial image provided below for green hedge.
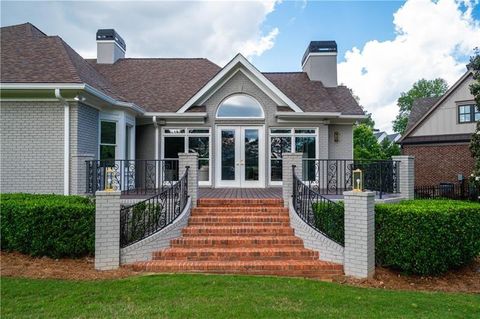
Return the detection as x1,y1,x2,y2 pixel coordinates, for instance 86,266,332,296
1,194,95,258
313,202,345,245
313,199,480,275
375,200,480,275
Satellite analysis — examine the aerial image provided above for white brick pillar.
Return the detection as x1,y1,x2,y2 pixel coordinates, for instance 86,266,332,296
392,155,415,199
178,152,198,207
95,191,121,270
343,191,375,278
282,153,303,208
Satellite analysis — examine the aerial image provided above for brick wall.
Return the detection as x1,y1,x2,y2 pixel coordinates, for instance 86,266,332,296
402,143,474,186
0,102,64,194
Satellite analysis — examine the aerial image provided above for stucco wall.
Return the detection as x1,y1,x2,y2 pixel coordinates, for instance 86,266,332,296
136,124,155,160
0,101,64,193
412,75,476,137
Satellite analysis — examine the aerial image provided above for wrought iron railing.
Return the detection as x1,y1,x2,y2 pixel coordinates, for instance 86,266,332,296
302,159,400,198
120,167,189,248
415,182,479,201
292,165,345,246
85,159,179,195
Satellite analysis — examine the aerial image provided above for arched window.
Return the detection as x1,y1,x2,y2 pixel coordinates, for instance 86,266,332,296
216,94,264,118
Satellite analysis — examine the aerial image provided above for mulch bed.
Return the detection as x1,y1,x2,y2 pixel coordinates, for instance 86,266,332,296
1,251,479,293
334,258,480,294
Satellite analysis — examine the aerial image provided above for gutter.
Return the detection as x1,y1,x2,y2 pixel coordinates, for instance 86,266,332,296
0,83,145,114
55,88,69,195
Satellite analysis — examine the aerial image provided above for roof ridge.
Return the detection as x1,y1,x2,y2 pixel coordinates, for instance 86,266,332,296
54,36,83,83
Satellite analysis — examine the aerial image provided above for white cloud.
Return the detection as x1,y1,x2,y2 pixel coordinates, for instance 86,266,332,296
0,0,281,65
338,0,480,133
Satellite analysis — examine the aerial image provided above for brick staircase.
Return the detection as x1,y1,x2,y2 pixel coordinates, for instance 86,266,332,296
129,198,343,279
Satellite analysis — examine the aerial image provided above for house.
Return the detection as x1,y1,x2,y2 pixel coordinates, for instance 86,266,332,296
374,131,401,144
0,23,365,195
399,71,477,186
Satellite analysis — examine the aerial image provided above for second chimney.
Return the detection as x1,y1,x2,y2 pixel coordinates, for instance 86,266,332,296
96,29,126,64
301,41,337,87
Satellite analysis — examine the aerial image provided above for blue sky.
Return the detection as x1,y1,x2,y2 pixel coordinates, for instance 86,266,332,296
1,0,479,132
253,1,404,71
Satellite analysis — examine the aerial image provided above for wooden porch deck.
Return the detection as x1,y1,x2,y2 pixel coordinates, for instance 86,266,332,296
199,188,282,199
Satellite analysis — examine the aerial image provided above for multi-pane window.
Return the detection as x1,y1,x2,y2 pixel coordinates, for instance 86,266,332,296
100,121,116,160
163,128,211,184
269,128,317,183
458,104,479,123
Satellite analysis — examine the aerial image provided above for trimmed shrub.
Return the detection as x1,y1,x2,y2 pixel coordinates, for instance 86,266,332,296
375,200,480,275
313,202,344,245
1,194,95,258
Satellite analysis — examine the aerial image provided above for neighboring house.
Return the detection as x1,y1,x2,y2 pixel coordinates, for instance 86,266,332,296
0,23,365,195
399,71,477,186
374,131,401,144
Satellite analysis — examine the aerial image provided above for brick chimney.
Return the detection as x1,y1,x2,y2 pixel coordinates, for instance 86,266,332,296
301,41,338,87
96,29,126,64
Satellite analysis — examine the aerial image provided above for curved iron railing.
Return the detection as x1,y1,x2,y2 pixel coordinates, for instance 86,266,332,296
302,159,400,199
86,159,179,195
119,167,189,248
292,165,345,246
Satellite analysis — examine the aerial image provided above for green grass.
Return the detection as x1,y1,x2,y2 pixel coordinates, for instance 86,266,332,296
2,274,479,318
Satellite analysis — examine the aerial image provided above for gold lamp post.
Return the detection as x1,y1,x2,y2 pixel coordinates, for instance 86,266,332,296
353,169,363,192
105,167,115,191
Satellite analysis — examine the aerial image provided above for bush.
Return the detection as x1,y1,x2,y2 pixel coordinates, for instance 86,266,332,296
313,202,344,245
1,193,95,258
375,200,480,275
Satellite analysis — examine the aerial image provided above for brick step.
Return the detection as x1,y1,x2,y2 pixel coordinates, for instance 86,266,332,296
192,207,288,213
188,215,291,226
128,260,343,279
197,199,283,207
152,247,319,261
182,226,295,236
171,236,304,248
191,211,289,217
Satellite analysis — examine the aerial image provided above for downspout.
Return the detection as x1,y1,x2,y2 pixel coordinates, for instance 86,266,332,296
55,88,69,195
153,116,159,188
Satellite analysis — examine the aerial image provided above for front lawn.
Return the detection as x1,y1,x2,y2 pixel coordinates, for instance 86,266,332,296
2,274,479,318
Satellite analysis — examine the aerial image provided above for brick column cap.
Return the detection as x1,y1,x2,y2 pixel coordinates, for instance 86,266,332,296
95,191,121,196
343,191,375,197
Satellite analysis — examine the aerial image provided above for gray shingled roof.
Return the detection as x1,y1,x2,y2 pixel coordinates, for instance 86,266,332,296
406,97,441,131
1,23,364,116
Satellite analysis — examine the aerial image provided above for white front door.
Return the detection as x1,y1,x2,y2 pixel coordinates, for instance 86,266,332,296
215,126,264,188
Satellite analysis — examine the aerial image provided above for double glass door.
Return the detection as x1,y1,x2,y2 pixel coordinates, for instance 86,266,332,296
216,126,264,187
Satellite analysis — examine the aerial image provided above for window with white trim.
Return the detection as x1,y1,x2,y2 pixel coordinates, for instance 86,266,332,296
216,94,264,118
163,128,211,184
269,128,317,183
100,121,116,160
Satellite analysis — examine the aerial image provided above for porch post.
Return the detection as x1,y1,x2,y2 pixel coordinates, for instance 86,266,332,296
153,116,159,189
392,155,415,199
343,190,375,278
282,153,303,208
95,190,121,270
178,152,198,207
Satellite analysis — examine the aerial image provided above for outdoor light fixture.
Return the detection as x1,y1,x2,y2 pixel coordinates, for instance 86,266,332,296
105,167,115,191
353,169,363,192
74,95,86,102
334,131,339,142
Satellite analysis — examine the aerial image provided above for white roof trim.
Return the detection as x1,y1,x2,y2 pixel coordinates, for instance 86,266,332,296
399,71,473,142
0,82,145,114
177,54,303,113
143,112,207,118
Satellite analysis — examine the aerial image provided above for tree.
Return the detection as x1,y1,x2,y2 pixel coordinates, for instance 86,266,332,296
379,138,401,159
469,49,480,183
392,78,449,134
354,124,383,160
